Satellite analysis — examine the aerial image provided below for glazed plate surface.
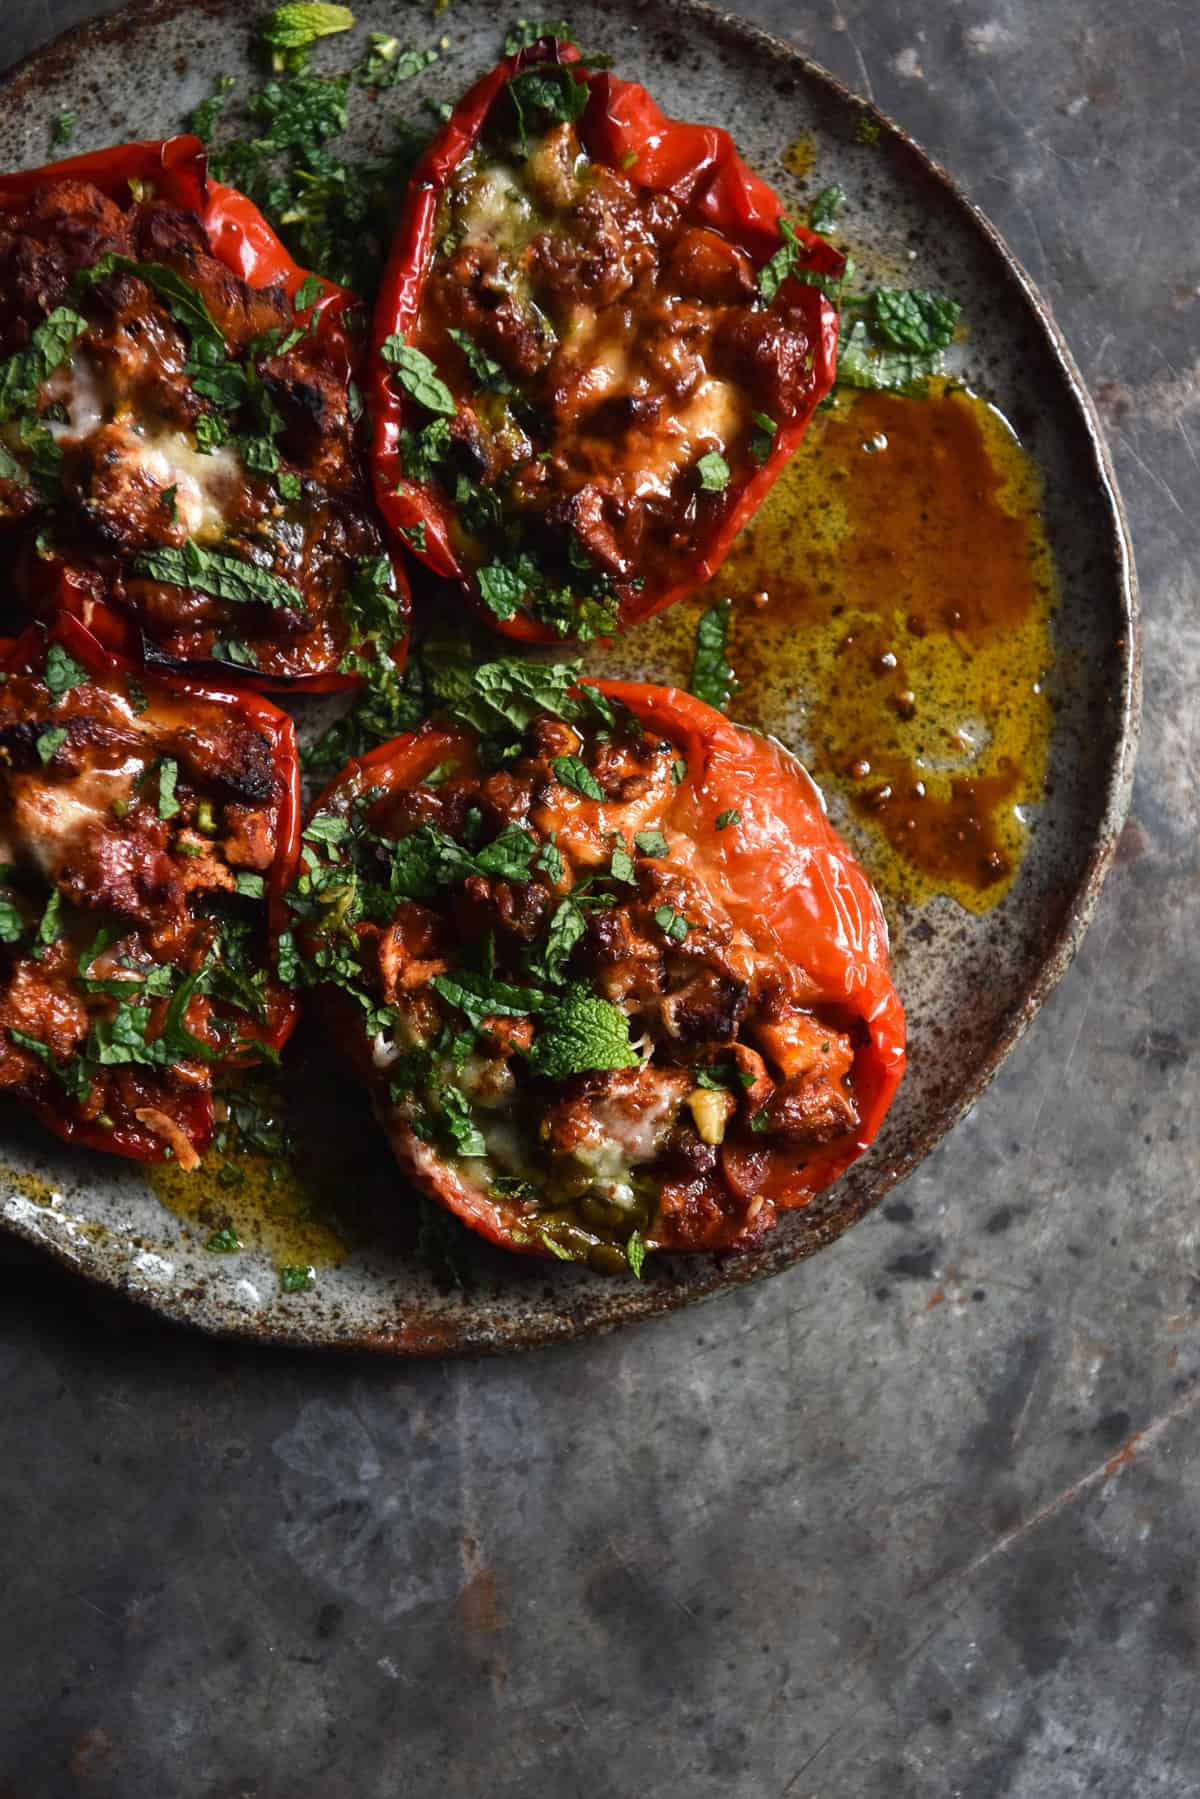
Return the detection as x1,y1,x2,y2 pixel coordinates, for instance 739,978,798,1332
0,0,1137,1351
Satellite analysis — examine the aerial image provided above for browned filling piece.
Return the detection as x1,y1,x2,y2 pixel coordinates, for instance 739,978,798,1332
0,178,388,679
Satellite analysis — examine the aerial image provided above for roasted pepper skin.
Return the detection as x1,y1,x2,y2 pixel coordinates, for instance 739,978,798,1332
0,135,410,692
0,612,302,1166
308,683,905,1258
368,41,843,642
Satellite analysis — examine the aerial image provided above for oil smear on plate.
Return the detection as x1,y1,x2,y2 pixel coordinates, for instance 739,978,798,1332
593,380,1056,917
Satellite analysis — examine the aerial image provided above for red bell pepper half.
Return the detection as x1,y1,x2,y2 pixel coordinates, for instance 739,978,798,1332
0,613,301,1169
0,136,410,690
297,680,904,1270
369,41,843,643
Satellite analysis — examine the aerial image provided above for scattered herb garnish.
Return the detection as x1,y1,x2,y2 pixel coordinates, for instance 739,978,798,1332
551,755,605,802
696,450,731,492
261,3,355,71
689,597,736,711
380,335,457,415
280,1263,316,1292
808,183,845,232
503,17,572,54
135,540,305,611
0,309,88,424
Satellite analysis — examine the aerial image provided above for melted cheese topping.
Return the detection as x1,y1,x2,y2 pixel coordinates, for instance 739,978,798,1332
125,427,242,543
456,158,539,255
5,757,143,879
48,352,242,543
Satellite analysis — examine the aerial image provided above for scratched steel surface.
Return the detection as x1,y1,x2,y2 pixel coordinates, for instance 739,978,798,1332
0,1,1195,1794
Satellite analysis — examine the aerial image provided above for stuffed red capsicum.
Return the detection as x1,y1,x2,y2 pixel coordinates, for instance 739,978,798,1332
0,613,300,1168
0,135,409,686
288,663,903,1273
369,39,842,643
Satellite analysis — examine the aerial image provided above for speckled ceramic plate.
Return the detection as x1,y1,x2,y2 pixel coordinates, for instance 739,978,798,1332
0,0,1137,1352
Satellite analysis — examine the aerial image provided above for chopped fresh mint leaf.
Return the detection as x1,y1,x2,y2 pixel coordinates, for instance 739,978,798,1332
870,287,961,354
261,4,355,58
808,183,845,233
235,872,267,899
528,989,639,1080
36,890,65,948
654,904,690,943
474,823,539,882
294,273,324,311
157,757,181,821
431,970,545,1030
715,808,741,830
212,638,260,670
0,308,88,423
135,539,304,611
9,1028,91,1102
447,326,513,394
505,64,589,155
380,335,456,415
36,727,67,764
537,897,585,984
696,450,730,492
609,844,636,884
44,642,87,699
750,410,777,466
836,318,939,393
191,75,236,141
0,889,24,945
758,217,802,306
75,254,226,364
476,553,539,622
551,755,604,802
503,17,572,54
689,597,736,711
634,829,668,858
423,646,585,738
437,1084,487,1157
358,36,438,86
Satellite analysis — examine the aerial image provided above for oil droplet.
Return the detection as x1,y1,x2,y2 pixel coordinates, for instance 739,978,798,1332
780,132,818,179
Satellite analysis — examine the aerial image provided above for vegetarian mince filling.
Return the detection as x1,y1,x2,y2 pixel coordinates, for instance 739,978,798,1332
293,698,863,1270
0,632,294,1165
0,177,400,680
396,71,825,638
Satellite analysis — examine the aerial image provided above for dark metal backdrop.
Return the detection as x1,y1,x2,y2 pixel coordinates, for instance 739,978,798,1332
1,3,1195,1794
